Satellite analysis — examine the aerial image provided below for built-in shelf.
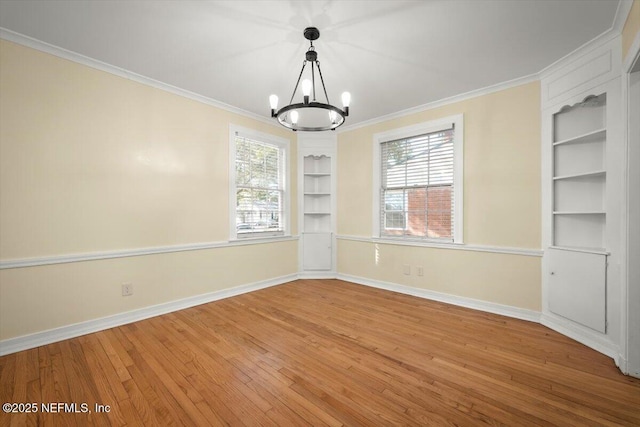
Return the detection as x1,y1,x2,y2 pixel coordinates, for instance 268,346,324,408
553,128,606,146
300,147,335,273
553,211,605,215
303,154,333,234
551,93,607,252
553,170,606,180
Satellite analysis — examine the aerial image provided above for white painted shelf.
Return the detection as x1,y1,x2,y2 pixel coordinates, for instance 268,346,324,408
553,170,606,180
553,211,606,215
553,128,606,146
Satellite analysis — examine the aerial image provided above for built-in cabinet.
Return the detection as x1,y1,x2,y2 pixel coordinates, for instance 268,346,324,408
548,93,609,333
541,37,623,361
298,134,337,277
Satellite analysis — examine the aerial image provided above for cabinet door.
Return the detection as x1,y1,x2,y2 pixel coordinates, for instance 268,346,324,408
303,232,332,270
548,248,606,332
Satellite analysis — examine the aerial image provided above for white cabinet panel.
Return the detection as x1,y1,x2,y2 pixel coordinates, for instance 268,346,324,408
303,232,332,270
548,248,606,333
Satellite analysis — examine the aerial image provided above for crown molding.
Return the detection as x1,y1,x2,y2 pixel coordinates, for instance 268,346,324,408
623,30,640,72
339,1,632,134
0,27,279,129
538,28,621,80
337,73,539,134
1,0,632,136
613,0,635,35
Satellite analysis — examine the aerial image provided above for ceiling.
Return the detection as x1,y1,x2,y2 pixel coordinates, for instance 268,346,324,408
0,1,622,128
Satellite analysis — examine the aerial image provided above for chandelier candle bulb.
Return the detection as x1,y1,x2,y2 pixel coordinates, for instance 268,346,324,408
342,91,351,115
269,94,279,110
290,110,299,125
301,79,312,104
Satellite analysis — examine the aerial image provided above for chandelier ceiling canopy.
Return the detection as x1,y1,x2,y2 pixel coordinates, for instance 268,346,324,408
270,27,350,132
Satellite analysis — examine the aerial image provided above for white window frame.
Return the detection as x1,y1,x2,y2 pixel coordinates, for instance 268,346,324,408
372,114,464,244
229,125,290,241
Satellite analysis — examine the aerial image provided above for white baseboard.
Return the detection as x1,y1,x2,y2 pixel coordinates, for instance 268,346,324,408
297,271,338,280
617,355,628,375
337,273,541,323
540,312,619,362
0,274,297,356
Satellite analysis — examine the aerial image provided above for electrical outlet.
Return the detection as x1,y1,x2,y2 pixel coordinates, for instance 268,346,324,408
403,264,411,275
122,283,133,296
417,266,424,276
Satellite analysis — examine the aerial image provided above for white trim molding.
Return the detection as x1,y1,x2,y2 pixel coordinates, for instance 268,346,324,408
0,27,279,129
0,273,298,356
613,1,635,35
622,26,640,378
0,235,299,270
337,273,541,323
623,30,640,72
337,234,543,257
297,272,338,280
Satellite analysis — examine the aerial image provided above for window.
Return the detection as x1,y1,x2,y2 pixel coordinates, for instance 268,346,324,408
229,125,289,239
373,115,463,243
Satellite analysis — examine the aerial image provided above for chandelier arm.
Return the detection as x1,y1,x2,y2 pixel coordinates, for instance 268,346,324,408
289,60,307,105
315,61,330,104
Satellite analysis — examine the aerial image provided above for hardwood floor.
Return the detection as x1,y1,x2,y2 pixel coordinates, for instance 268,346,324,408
1,279,639,426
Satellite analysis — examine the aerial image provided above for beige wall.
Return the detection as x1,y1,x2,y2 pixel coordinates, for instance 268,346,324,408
623,0,640,62
0,40,297,340
337,82,541,310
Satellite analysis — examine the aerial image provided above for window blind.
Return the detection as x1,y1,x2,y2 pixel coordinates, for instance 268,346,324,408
380,127,455,240
235,135,284,236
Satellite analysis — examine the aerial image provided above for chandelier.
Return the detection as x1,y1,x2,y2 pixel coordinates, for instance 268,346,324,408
269,27,351,131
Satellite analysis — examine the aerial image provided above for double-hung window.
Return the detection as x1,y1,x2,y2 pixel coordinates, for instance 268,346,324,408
230,125,289,239
373,115,463,243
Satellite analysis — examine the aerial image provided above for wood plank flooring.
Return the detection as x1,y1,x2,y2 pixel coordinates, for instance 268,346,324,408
1,279,639,426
